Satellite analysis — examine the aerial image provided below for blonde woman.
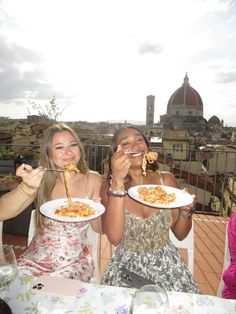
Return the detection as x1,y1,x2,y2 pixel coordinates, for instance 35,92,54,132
1,123,102,281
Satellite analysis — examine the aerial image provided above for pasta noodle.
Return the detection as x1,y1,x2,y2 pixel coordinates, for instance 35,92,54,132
62,170,73,206
63,163,80,206
64,163,80,173
55,163,95,218
138,186,176,204
142,151,158,176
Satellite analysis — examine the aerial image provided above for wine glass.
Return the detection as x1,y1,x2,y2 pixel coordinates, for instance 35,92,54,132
0,245,17,288
130,284,170,314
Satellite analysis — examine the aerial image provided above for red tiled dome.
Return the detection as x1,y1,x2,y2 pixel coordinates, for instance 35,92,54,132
167,74,203,111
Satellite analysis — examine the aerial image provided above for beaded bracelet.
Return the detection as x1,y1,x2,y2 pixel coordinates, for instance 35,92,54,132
110,174,124,183
109,174,127,198
107,187,127,198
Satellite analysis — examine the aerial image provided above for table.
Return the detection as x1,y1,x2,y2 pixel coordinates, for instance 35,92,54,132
2,274,236,314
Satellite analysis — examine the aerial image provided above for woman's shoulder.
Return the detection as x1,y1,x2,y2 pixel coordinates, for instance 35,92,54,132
155,170,175,179
157,171,177,187
158,170,173,175
87,171,102,181
88,170,101,175
148,170,173,177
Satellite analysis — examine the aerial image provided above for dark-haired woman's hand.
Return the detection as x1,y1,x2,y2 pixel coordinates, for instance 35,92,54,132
179,188,196,218
111,145,131,181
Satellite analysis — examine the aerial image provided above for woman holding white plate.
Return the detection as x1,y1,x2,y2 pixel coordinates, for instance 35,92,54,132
0,123,102,282
101,126,200,293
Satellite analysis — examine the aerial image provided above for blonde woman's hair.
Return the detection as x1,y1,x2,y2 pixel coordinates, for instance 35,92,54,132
35,123,89,208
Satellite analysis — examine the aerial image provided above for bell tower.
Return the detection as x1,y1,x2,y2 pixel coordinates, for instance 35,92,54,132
146,95,155,127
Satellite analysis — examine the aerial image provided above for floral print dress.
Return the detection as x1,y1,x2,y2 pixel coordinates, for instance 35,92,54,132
102,209,200,293
18,214,94,282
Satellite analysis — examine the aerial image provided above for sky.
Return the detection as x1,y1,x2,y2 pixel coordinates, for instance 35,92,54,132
0,0,236,126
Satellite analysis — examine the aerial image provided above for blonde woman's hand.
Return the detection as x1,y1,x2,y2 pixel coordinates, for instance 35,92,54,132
16,163,45,189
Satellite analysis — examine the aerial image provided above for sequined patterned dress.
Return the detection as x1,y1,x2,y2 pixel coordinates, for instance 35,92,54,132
102,210,200,293
18,213,94,282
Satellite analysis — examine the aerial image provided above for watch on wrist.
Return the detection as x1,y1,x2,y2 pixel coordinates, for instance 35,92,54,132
179,208,195,219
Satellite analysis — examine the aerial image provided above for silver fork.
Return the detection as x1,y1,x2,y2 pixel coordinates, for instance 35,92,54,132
124,152,144,155
45,168,64,172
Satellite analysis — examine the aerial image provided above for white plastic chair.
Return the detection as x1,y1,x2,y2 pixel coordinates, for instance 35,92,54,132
27,209,37,246
217,224,230,297
169,223,194,275
87,224,101,284
27,209,101,283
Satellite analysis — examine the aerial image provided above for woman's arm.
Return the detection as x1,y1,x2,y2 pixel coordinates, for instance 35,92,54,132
101,148,131,245
101,179,126,246
89,172,104,234
162,172,194,240
171,205,193,240
0,164,45,221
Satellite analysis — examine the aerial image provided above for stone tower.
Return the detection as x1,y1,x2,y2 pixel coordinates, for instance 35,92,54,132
146,95,155,127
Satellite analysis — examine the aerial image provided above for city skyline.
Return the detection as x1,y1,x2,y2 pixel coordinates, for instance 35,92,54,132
0,0,236,127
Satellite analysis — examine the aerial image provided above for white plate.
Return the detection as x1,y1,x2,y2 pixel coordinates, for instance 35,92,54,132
128,185,193,209
39,198,105,222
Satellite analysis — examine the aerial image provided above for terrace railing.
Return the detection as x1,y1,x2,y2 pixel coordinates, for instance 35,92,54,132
0,143,235,216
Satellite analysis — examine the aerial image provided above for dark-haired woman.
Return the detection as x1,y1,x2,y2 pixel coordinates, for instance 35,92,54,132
101,126,199,293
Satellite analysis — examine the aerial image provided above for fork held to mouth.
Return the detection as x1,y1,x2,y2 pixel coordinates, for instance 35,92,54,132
45,168,64,172
123,151,144,155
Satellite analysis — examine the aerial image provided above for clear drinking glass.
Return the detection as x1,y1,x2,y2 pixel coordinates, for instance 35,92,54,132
130,284,170,314
0,245,17,288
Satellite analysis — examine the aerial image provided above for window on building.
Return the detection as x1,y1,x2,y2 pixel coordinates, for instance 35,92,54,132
173,144,183,152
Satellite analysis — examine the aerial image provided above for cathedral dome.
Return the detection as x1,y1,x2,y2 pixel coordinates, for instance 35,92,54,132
167,74,203,117
208,115,221,125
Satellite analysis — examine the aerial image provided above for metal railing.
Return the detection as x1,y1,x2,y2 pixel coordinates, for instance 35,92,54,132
0,143,235,216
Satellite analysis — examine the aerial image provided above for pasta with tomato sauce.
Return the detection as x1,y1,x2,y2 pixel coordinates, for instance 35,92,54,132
55,163,95,218
138,185,176,204
55,201,95,218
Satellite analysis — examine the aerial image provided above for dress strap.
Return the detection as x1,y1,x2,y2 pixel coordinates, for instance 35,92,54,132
85,173,89,199
159,171,164,186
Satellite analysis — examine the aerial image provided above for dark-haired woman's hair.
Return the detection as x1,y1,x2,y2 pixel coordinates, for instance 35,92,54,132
107,126,158,182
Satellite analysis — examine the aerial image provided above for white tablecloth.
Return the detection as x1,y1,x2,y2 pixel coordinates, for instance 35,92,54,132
2,274,236,314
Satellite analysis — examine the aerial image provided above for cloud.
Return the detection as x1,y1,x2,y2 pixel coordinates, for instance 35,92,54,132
0,34,57,101
138,41,163,55
0,0,235,126
215,71,236,83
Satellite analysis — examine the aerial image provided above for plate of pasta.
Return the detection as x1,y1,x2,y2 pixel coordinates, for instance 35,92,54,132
39,198,105,222
128,184,193,208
